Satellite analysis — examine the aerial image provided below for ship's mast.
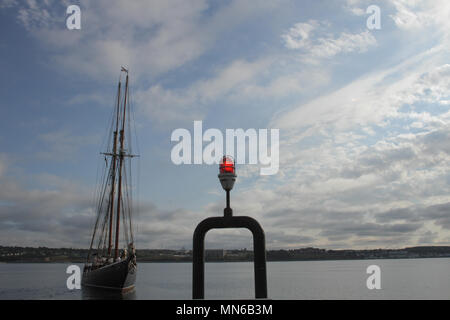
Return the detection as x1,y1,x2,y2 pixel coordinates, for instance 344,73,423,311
114,70,129,260
107,81,121,256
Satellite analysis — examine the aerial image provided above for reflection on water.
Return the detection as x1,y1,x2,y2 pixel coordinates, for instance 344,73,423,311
81,286,136,300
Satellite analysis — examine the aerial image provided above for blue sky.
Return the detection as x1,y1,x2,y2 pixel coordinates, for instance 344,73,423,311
0,0,449,250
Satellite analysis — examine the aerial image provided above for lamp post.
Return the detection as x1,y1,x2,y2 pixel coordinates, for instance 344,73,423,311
192,155,268,299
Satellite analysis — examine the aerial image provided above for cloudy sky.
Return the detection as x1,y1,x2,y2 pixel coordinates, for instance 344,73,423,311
0,0,449,250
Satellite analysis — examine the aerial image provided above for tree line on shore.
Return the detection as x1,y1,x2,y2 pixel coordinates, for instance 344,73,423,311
1,245,450,263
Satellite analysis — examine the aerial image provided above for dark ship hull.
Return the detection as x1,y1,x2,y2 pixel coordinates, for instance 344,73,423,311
82,257,137,292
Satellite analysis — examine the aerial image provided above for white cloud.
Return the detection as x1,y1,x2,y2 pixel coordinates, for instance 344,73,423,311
349,7,366,16
36,130,100,161
136,59,270,125
0,0,18,8
135,56,331,127
390,0,432,30
312,30,376,57
7,0,211,79
9,0,287,81
281,20,319,49
135,58,273,126
66,92,110,106
248,42,450,248
389,0,450,35
236,118,450,248
272,47,446,134
282,20,377,60
0,155,203,248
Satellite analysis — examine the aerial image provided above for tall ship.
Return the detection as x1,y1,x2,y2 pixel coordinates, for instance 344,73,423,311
82,67,138,292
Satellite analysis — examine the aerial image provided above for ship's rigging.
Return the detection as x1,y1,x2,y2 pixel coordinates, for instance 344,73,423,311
87,67,138,263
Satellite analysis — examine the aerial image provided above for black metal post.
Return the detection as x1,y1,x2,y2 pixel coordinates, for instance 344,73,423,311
192,216,267,299
224,190,232,217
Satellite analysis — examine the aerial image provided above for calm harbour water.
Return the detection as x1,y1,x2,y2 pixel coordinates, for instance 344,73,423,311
0,258,449,299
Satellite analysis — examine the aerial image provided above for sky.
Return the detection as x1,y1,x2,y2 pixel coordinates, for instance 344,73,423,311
0,0,449,250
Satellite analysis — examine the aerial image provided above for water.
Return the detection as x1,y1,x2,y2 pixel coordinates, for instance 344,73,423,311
0,258,449,299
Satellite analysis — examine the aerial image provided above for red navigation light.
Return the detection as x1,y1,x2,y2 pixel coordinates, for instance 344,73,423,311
219,156,235,174
218,155,236,192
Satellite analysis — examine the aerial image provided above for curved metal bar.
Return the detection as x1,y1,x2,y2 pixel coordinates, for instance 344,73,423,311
192,216,267,299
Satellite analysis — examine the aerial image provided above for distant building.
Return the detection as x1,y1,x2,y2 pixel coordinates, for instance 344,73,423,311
205,249,224,260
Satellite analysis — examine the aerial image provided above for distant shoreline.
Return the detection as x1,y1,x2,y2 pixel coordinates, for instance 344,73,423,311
1,245,450,263
1,256,450,264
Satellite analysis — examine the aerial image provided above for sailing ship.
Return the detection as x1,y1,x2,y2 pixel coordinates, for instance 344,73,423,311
82,67,138,292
